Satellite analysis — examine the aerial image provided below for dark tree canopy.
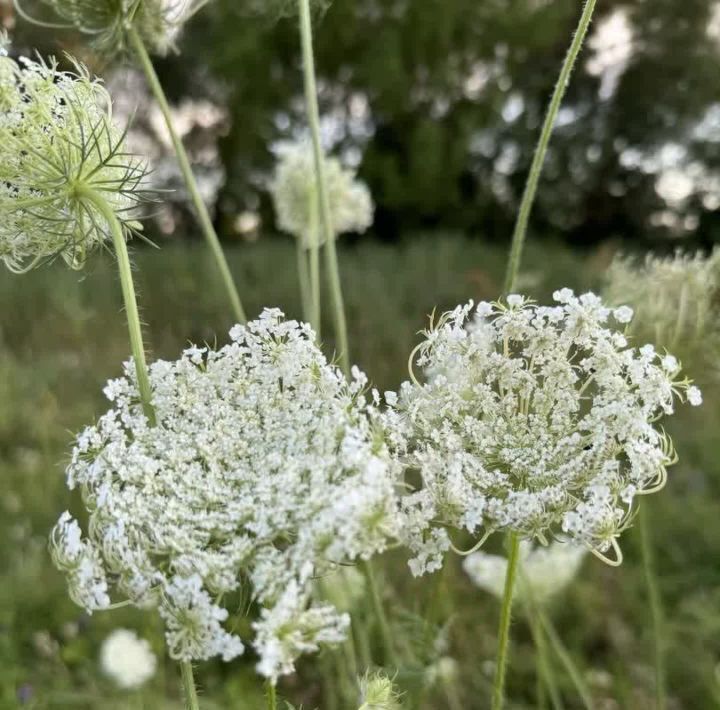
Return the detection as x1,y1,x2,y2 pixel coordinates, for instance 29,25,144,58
12,0,720,247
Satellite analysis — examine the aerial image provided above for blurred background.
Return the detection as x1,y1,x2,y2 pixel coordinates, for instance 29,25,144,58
1,1,719,708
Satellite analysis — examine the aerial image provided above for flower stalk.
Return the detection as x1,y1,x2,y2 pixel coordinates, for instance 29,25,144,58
79,188,155,424
180,661,200,710
126,25,247,325
503,0,597,294
297,0,350,375
491,533,521,710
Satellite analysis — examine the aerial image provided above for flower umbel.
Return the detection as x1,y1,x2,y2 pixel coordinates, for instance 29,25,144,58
270,141,374,248
51,310,400,680
0,53,148,271
387,290,700,574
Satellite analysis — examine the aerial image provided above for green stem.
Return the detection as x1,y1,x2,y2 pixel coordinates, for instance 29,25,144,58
308,191,322,337
81,190,155,424
639,505,667,710
298,0,350,375
296,237,313,323
503,0,597,294
362,560,397,668
127,26,247,325
265,680,278,710
538,608,593,709
527,608,564,710
491,533,521,710
180,661,200,710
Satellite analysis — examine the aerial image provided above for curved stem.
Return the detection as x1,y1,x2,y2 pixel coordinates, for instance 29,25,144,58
538,608,593,709
639,505,667,710
127,26,247,325
81,190,155,424
362,560,397,668
298,0,350,375
503,0,597,294
265,680,277,710
491,533,521,710
180,661,200,710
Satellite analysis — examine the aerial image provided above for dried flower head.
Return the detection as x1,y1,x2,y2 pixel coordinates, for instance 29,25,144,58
270,142,373,247
605,249,720,379
18,0,208,56
463,540,586,606
0,53,148,272
387,290,700,575
50,310,400,681
100,628,157,689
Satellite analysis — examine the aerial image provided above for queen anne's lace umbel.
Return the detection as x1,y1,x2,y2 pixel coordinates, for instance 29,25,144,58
51,310,400,680
0,52,147,272
387,290,700,575
270,142,374,247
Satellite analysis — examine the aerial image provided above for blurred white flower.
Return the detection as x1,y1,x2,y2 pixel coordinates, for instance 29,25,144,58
464,540,586,605
100,629,157,689
51,310,400,680
270,142,374,247
386,291,700,575
586,8,634,100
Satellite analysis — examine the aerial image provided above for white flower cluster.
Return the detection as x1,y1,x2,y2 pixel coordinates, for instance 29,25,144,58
386,290,701,575
100,629,157,689
463,540,586,606
50,310,400,681
605,249,720,377
0,53,146,272
30,0,207,55
270,142,374,247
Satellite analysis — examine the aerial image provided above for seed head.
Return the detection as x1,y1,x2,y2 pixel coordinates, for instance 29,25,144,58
605,249,720,379
20,1,208,56
0,53,148,272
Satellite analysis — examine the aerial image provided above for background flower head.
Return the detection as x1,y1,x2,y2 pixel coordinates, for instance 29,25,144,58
100,628,157,689
270,141,374,247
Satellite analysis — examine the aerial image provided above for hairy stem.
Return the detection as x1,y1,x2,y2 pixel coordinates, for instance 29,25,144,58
491,533,521,710
298,0,350,375
127,26,247,325
81,190,155,424
180,661,200,710
639,505,667,710
503,0,597,294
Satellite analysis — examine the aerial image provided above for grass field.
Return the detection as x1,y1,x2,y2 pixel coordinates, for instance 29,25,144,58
1,235,718,709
